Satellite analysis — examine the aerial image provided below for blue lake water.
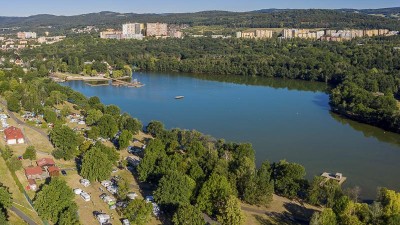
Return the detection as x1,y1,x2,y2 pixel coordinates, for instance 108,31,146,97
62,72,400,199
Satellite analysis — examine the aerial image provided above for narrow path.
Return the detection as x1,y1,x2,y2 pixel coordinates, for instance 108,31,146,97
0,100,51,155
11,206,38,225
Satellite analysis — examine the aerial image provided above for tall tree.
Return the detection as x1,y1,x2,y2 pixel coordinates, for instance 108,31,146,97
118,130,132,150
154,172,196,211
50,125,79,160
23,146,37,161
217,195,244,225
97,114,118,139
196,173,233,216
80,147,113,182
172,204,205,225
123,199,153,225
34,178,77,224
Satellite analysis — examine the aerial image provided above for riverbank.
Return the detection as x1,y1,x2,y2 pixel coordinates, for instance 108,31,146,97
51,72,144,87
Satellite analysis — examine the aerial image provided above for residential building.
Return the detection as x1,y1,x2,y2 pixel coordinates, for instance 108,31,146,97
100,29,122,39
36,158,55,167
4,126,25,145
122,23,144,39
25,166,48,180
17,32,37,39
237,29,274,39
24,157,60,181
146,23,168,36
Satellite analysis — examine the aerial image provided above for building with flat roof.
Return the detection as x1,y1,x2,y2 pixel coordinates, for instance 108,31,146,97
122,23,144,39
146,23,168,37
17,32,37,39
100,29,122,39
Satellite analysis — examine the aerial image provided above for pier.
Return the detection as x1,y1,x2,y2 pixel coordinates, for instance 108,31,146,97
50,73,144,88
320,172,347,185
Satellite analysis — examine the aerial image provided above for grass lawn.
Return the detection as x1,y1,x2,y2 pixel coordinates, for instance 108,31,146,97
0,156,43,225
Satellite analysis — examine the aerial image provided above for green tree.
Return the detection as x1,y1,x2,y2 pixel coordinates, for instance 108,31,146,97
98,114,118,139
197,173,233,216
43,107,57,124
123,199,153,225
58,205,80,225
137,139,166,182
105,105,121,117
243,161,274,206
0,211,7,225
6,95,20,112
0,185,12,209
50,125,79,160
310,208,337,225
85,109,103,126
34,178,76,224
118,130,132,150
1,146,13,160
117,176,130,200
172,204,205,225
23,146,37,161
80,147,113,182
49,90,67,105
146,120,165,137
377,188,400,217
7,156,22,172
217,195,244,225
154,172,196,211
272,160,306,198
123,117,142,134
87,126,100,140
88,96,100,107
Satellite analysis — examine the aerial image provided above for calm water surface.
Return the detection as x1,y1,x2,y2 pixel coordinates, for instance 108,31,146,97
62,72,400,199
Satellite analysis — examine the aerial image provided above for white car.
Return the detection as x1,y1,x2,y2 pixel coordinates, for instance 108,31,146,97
80,192,91,202
101,180,112,188
122,219,130,225
73,188,82,195
80,179,91,187
127,192,138,200
107,185,118,195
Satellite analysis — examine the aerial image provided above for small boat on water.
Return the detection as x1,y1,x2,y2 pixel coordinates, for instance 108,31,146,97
175,96,184,99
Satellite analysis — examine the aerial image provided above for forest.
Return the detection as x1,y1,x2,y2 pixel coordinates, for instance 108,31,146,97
16,34,400,133
1,9,400,34
0,67,400,225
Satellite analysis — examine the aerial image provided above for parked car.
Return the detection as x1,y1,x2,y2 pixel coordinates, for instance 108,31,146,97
152,203,160,216
101,180,112,188
80,192,91,202
61,170,67,176
127,192,138,200
122,219,130,225
80,179,90,187
107,185,118,195
73,188,82,195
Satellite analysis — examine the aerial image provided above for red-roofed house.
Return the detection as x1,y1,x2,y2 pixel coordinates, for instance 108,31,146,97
47,166,60,177
36,158,55,167
4,126,25,145
24,166,48,180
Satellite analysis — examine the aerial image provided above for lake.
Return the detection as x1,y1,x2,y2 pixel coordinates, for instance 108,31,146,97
62,72,400,199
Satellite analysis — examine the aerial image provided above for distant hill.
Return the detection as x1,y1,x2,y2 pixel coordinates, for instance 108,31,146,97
0,8,399,34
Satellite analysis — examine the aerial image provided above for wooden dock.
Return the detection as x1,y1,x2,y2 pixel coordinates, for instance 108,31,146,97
111,78,144,88
320,172,347,185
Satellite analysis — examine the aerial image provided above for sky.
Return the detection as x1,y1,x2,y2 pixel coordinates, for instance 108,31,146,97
0,0,399,17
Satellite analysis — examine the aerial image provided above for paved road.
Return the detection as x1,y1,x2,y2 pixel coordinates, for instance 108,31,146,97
11,206,38,225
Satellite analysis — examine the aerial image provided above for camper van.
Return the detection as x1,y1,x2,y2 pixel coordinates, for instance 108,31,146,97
80,192,91,202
